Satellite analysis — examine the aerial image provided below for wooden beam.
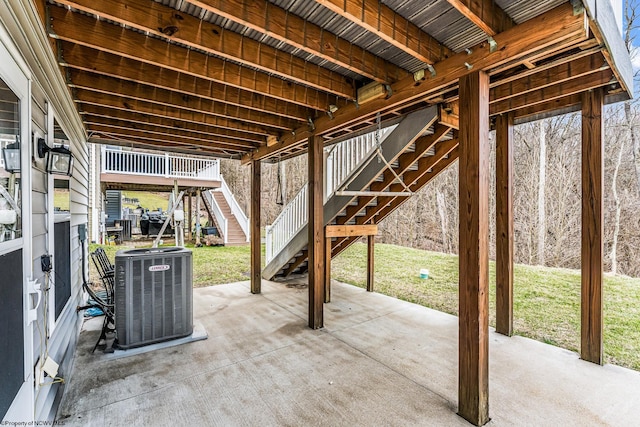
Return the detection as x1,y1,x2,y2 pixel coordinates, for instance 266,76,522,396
251,160,261,294
325,224,378,238
48,5,337,112
87,127,246,154
53,0,355,99
308,134,324,329
60,43,311,122
83,116,259,149
513,93,582,122
581,88,604,365
74,89,275,136
189,0,407,84
314,0,451,64
458,71,490,426
90,136,226,157
490,52,608,105
325,237,332,303
446,0,514,36
367,235,375,292
439,103,460,130
79,107,266,144
86,123,252,151
490,68,614,116
242,3,588,163
68,71,298,131
495,112,514,337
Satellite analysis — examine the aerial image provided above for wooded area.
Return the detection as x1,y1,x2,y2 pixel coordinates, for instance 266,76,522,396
221,97,640,278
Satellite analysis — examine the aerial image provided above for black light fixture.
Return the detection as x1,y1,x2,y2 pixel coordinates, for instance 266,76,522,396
2,141,20,173
37,138,74,176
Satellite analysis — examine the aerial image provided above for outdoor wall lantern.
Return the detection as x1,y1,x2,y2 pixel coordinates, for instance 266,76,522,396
2,142,20,173
37,138,74,176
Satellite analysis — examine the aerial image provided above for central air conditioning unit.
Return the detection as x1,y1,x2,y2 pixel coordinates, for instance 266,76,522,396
114,247,193,350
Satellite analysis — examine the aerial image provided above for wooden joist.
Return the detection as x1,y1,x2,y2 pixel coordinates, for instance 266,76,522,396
325,224,378,238
49,6,338,112
490,69,615,116
54,0,356,100
60,43,312,122
83,117,259,149
90,136,228,156
86,127,249,153
315,0,452,64
189,0,408,84
242,3,589,163
446,0,514,36
79,107,266,144
74,89,275,136
68,70,298,131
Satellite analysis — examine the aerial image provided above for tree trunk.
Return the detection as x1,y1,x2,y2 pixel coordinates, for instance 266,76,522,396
609,139,625,275
624,102,640,199
537,120,547,266
436,188,449,253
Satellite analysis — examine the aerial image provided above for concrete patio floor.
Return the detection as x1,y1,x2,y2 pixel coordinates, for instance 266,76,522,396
58,279,640,426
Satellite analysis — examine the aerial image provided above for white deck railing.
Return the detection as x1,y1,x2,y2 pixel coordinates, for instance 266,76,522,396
101,146,220,181
265,184,307,263
204,190,229,244
218,174,250,242
265,124,397,264
325,124,397,199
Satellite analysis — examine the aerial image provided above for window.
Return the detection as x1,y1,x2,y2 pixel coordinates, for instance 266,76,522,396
0,76,22,243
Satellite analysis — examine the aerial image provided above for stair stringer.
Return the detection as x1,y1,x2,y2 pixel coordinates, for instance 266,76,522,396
262,106,438,280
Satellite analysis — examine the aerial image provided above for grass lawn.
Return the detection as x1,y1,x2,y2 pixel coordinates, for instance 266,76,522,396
121,191,169,210
331,242,640,372
90,242,251,286
89,241,640,371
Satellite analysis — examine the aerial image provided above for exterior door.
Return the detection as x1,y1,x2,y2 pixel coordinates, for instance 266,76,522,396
0,29,34,421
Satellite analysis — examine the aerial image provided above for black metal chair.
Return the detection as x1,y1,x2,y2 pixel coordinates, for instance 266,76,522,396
85,248,116,352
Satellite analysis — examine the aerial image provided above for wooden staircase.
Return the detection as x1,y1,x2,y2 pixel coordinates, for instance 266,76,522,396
211,191,247,245
201,175,250,245
263,106,459,280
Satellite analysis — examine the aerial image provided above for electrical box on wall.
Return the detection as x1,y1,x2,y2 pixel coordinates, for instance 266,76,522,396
31,131,46,170
79,223,87,242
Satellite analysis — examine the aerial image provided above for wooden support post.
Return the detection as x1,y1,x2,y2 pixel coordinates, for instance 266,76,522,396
251,160,261,294
308,134,324,329
187,192,193,241
458,71,490,426
367,235,375,292
195,189,202,246
581,88,604,365
324,237,332,303
495,112,514,336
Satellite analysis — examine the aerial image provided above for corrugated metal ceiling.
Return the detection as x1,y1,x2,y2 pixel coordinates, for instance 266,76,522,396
71,0,573,87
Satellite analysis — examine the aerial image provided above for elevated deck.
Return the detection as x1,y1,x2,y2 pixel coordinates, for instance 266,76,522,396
100,146,221,191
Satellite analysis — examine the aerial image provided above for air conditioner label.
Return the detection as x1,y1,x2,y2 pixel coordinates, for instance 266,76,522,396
149,264,170,272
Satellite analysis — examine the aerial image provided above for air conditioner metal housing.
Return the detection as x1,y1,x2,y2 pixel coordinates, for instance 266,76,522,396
114,247,193,349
